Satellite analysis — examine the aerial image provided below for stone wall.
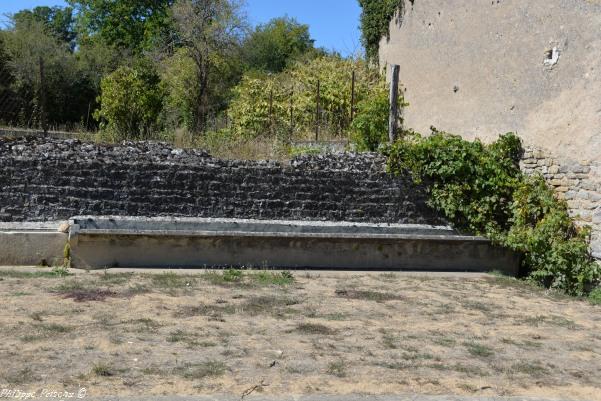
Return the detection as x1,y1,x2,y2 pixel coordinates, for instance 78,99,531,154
0,137,443,225
521,148,601,259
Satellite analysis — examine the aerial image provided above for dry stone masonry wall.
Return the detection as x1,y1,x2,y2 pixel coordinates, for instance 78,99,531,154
0,137,444,225
521,148,601,259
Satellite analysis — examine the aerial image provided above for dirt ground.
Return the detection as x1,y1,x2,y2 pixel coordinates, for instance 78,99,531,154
0,268,600,400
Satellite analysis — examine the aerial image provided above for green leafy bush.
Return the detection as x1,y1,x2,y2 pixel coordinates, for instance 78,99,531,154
228,72,292,138
94,63,164,140
506,176,599,295
160,49,198,131
350,81,407,151
387,131,600,295
387,130,522,236
227,56,382,139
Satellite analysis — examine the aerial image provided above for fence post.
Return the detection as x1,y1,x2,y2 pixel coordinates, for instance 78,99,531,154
269,89,273,133
315,79,320,141
350,70,356,123
289,87,294,136
38,56,48,135
388,64,400,143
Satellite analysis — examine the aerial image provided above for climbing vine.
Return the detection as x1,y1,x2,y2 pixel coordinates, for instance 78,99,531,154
358,0,406,62
386,131,600,296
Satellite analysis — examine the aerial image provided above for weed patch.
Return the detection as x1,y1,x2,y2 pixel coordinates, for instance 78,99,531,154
63,289,118,302
2,367,38,384
92,363,114,377
128,318,162,333
589,288,601,305
239,295,301,317
98,272,133,285
326,360,347,377
0,270,70,279
174,304,236,318
21,323,73,342
509,361,549,378
174,361,227,379
518,315,578,330
150,272,195,289
251,271,295,286
295,323,337,335
464,342,495,358
335,288,404,302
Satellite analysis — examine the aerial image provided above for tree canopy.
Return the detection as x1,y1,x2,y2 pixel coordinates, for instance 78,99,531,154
242,16,315,73
67,0,174,51
13,6,76,48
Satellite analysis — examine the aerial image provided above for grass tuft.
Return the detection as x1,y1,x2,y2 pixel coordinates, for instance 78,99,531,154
174,361,227,380
589,287,601,305
92,363,114,377
335,288,404,302
464,342,495,358
326,360,347,377
295,323,337,335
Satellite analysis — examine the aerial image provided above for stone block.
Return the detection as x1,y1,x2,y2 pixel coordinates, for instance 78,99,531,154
577,191,590,200
575,210,593,222
550,179,563,186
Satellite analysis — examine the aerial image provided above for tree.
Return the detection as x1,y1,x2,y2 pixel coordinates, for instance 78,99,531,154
67,0,174,52
94,64,165,139
171,0,246,132
3,18,79,129
13,6,76,49
0,32,18,125
242,16,314,73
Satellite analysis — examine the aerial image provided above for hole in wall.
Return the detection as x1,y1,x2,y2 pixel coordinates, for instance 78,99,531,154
544,47,560,67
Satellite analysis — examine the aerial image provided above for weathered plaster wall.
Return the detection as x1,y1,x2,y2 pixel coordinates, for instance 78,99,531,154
380,0,601,161
380,0,601,257
0,137,443,225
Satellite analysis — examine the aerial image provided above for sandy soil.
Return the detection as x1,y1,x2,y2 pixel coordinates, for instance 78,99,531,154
0,269,599,400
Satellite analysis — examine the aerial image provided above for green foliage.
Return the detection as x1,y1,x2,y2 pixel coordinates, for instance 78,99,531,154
3,17,87,129
505,176,599,295
287,144,325,157
387,131,600,295
68,0,174,52
228,56,382,138
171,0,247,132
242,16,315,73
589,287,601,305
13,6,76,49
388,131,522,235
160,48,199,130
222,268,243,282
358,0,403,61
228,71,292,138
350,80,406,151
252,271,295,286
94,63,165,140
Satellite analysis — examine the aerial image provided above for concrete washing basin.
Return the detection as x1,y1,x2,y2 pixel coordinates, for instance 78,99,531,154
0,222,68,266
68,216,520,273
